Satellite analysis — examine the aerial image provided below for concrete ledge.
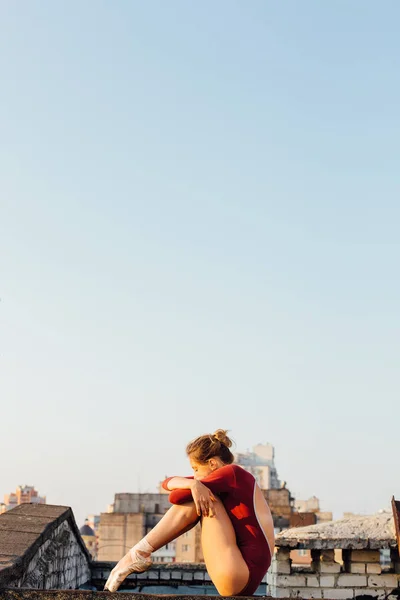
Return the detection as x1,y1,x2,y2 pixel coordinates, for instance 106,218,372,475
0,590,278,600
276,514,396,550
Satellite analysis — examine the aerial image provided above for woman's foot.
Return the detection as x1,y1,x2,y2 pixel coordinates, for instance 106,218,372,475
104,548,152,592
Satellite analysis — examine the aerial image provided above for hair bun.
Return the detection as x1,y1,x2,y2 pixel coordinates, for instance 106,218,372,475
213,429,232,448
186,430,235,465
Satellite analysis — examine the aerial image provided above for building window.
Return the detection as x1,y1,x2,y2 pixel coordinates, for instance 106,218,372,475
182,544,190,552
155,503,159,513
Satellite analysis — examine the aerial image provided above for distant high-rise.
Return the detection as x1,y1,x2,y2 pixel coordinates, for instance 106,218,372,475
0,485,46,514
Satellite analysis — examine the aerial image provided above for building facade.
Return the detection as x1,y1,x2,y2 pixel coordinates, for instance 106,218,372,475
97,493,175,563
0,486,46,514
174,523,203,563
294,495,333,524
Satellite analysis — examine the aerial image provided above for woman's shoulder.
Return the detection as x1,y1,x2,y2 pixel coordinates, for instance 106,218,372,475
218,464,254,480
231,464,243,472
220,464,243,473
231,464,246,471
231,464,255,479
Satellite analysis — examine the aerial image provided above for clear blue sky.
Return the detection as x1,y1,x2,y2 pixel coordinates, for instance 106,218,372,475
1,1,399,527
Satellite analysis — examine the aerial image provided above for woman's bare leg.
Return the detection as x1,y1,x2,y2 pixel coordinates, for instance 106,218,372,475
201,497,249,596
146,502,199,551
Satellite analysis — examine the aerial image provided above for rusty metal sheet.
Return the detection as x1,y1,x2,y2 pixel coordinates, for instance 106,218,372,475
391,495,400,555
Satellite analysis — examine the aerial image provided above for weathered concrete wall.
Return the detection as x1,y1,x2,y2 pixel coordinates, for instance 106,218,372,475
97,513,145,562
268,514,400,599
268,548,400,599
0,505,91,590
275,513,396,550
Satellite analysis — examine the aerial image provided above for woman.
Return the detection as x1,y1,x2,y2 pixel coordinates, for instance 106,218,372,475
104,430,274,596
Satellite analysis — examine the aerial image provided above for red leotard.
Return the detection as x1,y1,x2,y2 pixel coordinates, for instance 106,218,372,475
162,464,272,595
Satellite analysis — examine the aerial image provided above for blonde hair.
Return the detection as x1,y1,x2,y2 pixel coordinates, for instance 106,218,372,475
186,429,234,465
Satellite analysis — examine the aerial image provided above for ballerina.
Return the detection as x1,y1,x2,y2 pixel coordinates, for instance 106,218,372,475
104,429,274,596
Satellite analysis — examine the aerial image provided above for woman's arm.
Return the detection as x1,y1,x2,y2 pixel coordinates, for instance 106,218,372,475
169,465,237,507
163,476,194,491
162,476,216,517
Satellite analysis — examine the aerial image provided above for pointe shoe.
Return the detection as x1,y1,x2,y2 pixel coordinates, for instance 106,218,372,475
104,549,152,592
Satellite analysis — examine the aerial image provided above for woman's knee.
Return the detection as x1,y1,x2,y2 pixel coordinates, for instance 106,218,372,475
215,583,236,597
213,576,246,597
209,563,249,597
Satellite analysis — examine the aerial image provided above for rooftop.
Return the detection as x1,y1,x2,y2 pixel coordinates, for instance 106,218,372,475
276,512,396,550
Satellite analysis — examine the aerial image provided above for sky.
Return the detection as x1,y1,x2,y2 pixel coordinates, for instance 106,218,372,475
1,1,399,528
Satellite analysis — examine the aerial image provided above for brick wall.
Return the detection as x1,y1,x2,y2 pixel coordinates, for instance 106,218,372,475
267,547,400,599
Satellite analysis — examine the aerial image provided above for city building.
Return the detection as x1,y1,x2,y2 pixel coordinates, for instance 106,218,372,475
152,541,176,564
235,443,280,489
86,514,100,534
97,493,175,563
295,496,320,513
264,486,294,533
295,495,333,524
80,519,97,559
175,523,203,563
79,514,101,559
0,486,46,513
